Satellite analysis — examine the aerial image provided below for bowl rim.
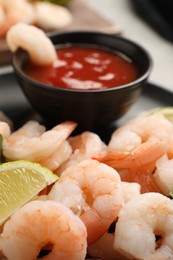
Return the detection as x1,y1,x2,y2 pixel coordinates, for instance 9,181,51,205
12,30,153,94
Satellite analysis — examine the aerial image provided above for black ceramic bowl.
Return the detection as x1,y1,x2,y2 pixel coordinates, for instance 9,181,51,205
12,31,152,134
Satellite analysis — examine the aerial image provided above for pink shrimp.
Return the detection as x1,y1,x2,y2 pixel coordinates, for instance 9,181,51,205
56,131,107,175
94,113,172,193
2,120,76,163
48,159,124,245
0,200,87,260
153,154,173,196
114,193,173,259
88,233,129,260
0,0,36,37
95,114,172,169
39,140,72,172
6,23,57,65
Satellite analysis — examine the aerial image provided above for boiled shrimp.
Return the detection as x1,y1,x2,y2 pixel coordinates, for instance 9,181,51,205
121,181,141,203
2,120,76,162
110,164,160,194
0,200,87,260
167,133,173,159
6,23,57,65
153,154,173,196
34,2,72,31
0,123,11,140
94,113,172,193
0,0,36,37
48,159,124,245
56,131,107,175
96,113,172,169
130,164,161,193
0,5,5,27
88,233,129,260
114,192,173,260
39,140,72,172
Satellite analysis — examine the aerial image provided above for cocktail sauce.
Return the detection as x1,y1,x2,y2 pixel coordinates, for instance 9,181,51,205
24,45,139,90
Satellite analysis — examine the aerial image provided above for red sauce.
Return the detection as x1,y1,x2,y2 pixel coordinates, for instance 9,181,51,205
24,45,139,90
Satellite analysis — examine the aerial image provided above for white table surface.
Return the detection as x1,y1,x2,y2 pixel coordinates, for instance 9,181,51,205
84,0,173,93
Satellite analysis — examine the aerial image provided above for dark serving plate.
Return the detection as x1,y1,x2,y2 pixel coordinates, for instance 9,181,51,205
0,72,173,143
0,72,173,260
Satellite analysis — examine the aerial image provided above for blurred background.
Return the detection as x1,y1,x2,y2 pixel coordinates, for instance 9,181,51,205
0,0,173,93
84,0,173,92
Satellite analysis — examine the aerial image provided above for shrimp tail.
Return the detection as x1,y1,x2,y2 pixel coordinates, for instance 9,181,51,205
80,210,111,245
93,151,131,169
94,140,168,170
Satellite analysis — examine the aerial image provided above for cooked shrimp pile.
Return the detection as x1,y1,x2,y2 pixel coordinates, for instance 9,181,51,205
1,109,173,259
0,0,72,38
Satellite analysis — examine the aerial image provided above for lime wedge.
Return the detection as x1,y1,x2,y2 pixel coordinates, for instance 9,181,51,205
149,107,173,124
0,160,58,225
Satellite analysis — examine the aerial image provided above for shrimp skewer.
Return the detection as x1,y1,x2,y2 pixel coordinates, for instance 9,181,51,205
48,159,124,245
0,200,87,260
114,192,173,260
6,23,57,65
